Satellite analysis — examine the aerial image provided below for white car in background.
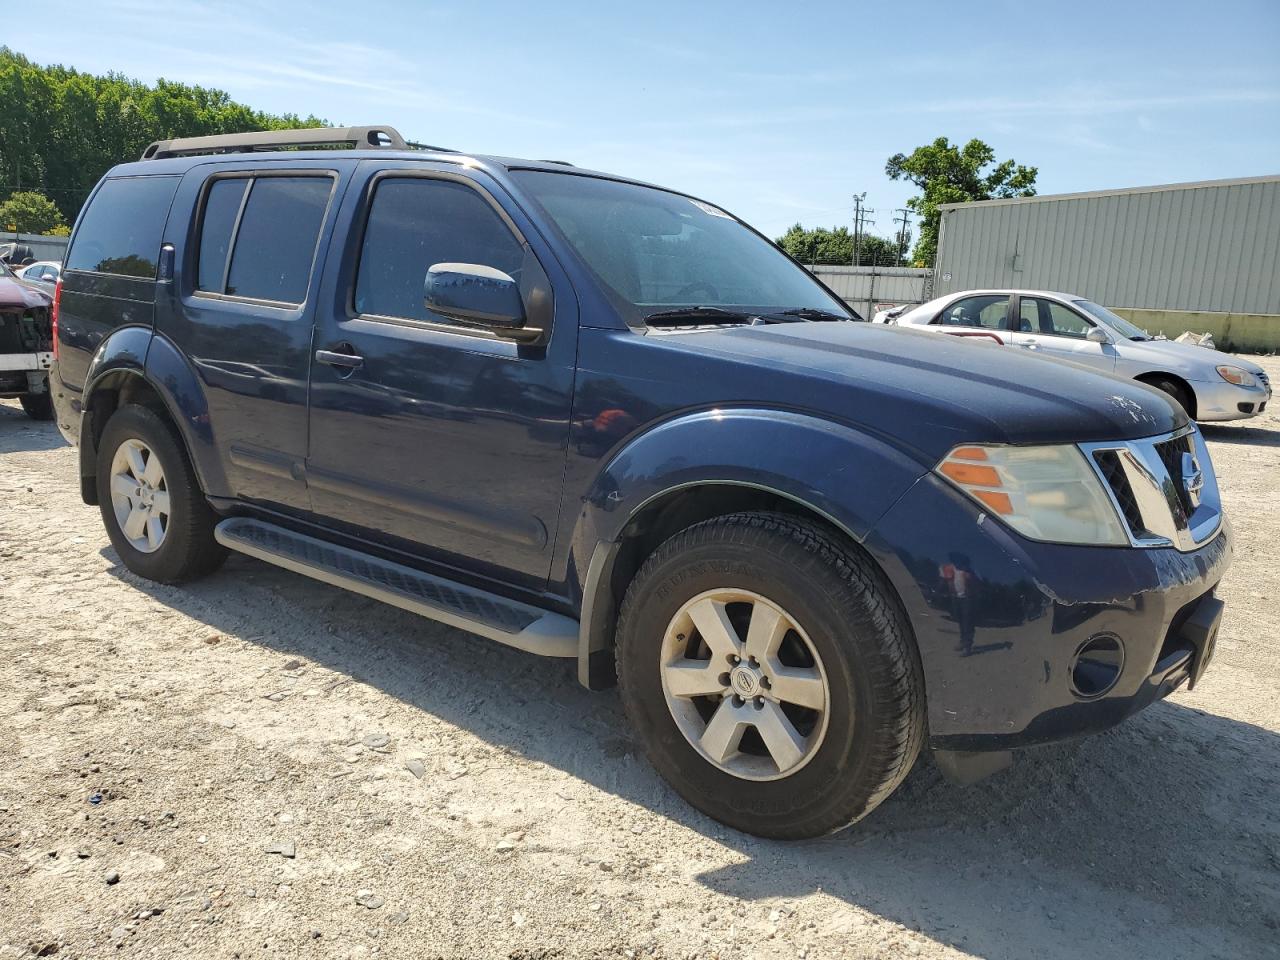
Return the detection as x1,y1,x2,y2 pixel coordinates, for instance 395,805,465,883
881,289,1271,422
16,260,61,293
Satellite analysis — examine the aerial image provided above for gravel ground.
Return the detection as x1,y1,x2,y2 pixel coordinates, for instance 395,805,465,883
2,357,1278,960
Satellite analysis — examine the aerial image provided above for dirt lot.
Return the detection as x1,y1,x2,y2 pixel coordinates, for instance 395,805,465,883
2,358,1279,960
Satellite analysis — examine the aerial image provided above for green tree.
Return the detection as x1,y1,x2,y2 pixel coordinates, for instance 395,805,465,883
885,137,1037,266
0,47,328,223
0,190,65,233
776,224,906,266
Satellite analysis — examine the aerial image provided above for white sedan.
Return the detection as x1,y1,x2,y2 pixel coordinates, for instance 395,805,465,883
881,289,1271,422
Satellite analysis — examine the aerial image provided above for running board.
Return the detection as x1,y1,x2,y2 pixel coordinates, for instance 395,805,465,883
214,518,578,658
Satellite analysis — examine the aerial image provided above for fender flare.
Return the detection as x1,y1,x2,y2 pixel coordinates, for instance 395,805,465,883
569,407,928,686
79,327,226,499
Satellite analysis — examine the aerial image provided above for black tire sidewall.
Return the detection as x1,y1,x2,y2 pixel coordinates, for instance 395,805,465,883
618,518,918,837
1151,378,1192,417
95,405,215,583
20,392,54,420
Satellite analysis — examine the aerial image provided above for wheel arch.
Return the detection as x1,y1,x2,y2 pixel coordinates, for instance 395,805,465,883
79,331,224,505
570,408,928,690
1134,370,1198,419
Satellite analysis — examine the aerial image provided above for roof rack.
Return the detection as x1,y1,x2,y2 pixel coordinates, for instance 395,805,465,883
140,125,420,161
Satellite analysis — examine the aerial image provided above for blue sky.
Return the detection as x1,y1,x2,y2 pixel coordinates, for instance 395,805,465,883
8,0,1279,242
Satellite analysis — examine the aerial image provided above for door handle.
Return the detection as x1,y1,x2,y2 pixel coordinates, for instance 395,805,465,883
1021,338,1038,349
315,348,364,369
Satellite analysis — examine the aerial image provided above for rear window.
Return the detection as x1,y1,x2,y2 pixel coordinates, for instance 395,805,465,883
195,175,333,305
66,176,177,278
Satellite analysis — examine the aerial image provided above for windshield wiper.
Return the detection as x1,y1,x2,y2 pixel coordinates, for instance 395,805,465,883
643,306,757,326
770,307,850,322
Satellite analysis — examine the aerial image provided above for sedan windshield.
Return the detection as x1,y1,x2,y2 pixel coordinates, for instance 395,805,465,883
512,170,852,324
1075,299,1152,341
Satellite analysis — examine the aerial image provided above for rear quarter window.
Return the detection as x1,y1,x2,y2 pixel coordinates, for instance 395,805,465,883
66,176,178,278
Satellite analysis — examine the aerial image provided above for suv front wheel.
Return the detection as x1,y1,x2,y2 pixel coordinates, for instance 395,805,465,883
616,512,925,839
96,404,227,583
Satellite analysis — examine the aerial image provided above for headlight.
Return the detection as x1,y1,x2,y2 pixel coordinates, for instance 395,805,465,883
1216,365,1257,387
936,444,1127,546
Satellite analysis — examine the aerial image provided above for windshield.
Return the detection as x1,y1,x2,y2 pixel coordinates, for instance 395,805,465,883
512,171,852,323
0,261,12,279
1075,299,1152,341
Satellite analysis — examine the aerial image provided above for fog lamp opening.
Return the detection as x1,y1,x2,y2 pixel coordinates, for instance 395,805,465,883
1071,634,1125,699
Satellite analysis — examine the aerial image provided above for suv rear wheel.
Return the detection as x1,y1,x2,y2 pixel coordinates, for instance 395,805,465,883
615,512,925,838
96,404,227,583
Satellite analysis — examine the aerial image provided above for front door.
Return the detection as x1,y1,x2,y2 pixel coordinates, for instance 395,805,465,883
1010,295,1116,372
304,162,576,591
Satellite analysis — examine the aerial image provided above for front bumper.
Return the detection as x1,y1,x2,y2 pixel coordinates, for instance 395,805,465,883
865,473,1232,752
1190,375,1271,421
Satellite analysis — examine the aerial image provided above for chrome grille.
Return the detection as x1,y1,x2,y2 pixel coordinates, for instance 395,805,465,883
1153,433,1195,518
1081,426,1222,551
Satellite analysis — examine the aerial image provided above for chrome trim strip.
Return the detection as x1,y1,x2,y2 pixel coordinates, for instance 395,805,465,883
1080,425,1222,552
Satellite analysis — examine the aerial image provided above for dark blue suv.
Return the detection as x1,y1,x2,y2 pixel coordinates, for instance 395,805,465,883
49,126,1230,838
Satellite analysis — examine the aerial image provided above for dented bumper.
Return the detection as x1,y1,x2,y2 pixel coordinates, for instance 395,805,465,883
865,473,1233,752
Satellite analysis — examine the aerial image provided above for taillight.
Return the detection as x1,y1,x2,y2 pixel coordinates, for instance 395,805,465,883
51,278,62,361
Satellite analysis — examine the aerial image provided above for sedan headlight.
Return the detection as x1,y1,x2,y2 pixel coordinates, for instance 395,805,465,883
936,444,1127,546
1216,365,1257,387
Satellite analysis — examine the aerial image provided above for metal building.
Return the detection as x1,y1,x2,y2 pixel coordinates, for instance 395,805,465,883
932,174,1280,350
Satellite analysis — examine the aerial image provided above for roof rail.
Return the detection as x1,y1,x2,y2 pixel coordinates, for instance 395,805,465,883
140,125,412,160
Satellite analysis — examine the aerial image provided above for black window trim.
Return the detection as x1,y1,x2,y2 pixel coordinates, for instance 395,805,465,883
191,169,338,310
66,174,180,281
347,167,542,344
1013,293,1098,339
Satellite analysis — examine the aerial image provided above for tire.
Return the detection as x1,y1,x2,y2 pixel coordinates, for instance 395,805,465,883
615,511,925,839
1145,377,1195,419
19,391,54,421
95,404,227,583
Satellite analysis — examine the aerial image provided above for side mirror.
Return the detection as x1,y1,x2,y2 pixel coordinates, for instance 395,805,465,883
1086,326,1111,344
424,263,531,338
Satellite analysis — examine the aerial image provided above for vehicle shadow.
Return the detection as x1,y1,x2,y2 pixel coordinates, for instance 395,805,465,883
1201,420,1280,447
104,551,1280,960
0,401,68,452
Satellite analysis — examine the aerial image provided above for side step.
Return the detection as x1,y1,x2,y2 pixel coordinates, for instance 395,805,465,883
214,518,578,658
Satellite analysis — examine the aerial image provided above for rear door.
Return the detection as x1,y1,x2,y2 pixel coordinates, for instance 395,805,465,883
303,160,577,591
927,293,1013,344
1009,295,1116,372
158,160,354,512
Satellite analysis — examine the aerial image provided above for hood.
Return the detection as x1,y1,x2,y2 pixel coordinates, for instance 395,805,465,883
0,275,52,310
1118,336,1266,378
657,322,1186,460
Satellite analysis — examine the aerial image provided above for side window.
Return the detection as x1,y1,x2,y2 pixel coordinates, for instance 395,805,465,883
195,175,332,304
934,295,1009,330
1021,298,1092,338
355,177,525,324
66,176,178,278
196,178,249,293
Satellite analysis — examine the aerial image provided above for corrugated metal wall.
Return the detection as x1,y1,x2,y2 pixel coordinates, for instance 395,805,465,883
808,265,933,318
933,176,1280,314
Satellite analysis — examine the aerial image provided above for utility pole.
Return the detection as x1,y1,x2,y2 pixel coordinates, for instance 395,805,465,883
851,193,875,266
893,208,912,266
